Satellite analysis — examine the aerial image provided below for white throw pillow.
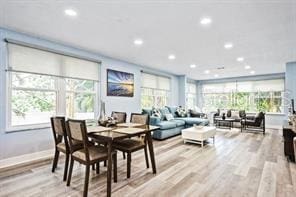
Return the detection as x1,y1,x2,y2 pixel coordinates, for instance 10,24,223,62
231,110,240,119
220,109,228,116
165,113,174,121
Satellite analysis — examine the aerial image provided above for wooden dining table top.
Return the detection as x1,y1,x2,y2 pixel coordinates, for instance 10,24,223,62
87,124,159,141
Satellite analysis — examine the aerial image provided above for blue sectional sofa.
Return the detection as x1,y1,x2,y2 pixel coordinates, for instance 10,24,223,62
142,106,209,140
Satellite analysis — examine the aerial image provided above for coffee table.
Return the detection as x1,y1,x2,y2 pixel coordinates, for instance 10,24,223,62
181,126,216,148
215,118,235,129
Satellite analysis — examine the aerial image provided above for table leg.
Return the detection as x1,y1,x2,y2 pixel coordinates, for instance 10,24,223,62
106,141,112,197
146,131,156,174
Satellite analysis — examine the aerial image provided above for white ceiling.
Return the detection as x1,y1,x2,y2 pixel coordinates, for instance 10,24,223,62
1,0,296,80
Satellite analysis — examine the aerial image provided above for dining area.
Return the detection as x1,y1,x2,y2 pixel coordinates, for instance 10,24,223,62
50,112,158,197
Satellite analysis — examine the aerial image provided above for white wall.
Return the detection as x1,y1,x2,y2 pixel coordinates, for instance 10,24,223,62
0,28,180,160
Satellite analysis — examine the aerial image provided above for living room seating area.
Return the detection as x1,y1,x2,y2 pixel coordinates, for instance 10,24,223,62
142,106,209,140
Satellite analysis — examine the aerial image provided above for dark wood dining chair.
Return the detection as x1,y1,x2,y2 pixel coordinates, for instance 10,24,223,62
65,119,117,197
51,116,77,181
113,113,150,178
111,111,127,123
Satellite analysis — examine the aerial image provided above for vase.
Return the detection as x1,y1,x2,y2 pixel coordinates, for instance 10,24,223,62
98,100,108,126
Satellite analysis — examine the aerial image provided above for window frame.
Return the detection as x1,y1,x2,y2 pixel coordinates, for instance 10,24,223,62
6,71,99,132
186,82,197,109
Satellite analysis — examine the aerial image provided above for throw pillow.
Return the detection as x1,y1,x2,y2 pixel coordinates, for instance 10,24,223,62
165,113,174,121
231,110,240,119
194,106,202,113
220,109,228,116
176,106,187,117
151,108,162,118
189,109,201,117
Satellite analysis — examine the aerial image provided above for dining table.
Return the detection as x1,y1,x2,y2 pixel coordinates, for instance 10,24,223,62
86,124,159,197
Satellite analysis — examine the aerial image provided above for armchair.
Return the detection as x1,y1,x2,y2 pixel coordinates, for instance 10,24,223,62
241,112,265,134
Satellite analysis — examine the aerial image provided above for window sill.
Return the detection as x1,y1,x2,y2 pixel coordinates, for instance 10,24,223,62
5,123,51,133
246,112,285,116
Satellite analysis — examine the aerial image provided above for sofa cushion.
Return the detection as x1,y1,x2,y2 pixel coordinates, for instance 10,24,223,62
149,116,161,126
156,121,177,130
165,113,174,121
231,110,240,119
159,107,171,120
142,108,152,116
170,119,185,127
175,117,209,126
166,106,178,117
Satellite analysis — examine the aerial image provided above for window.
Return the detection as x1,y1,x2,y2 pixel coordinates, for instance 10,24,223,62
10,72,56,126
141,73,171,108
201,79,284,113
66,79,96,119
186,82,197,109
7,42,100,130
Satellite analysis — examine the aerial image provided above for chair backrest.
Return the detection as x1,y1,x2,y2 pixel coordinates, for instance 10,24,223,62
130,113,149,125
66,119,89,155
50,117,68,148
254,112,265,126
111,111,127,123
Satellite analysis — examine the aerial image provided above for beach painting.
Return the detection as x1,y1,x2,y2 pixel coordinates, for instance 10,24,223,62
107,69,134,97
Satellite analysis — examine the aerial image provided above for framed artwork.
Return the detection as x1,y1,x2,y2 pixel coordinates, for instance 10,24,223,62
107,69,134,97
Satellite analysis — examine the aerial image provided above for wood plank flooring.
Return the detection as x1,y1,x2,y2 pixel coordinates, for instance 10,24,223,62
1,128,296,197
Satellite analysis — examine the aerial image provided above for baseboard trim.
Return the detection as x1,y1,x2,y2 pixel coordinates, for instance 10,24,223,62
0,149,54,172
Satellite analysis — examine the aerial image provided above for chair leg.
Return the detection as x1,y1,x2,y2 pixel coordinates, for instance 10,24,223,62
92,164,95,170
104,161,107,167
52,150,60,172
123,152,126,159
127,153,131,178
144,145,149,168
96,162,100,174
113,153,117,183
63,153,70,181
67,157,74,186
83,165,90,197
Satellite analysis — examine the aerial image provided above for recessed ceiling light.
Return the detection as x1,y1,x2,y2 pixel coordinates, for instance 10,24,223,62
237,57,244,62
134,39,143,46
190,64,196,68
214,74,219,78
250,70,255,74
224,43,233,49
168,54,176,60
64,9,77,16
245,65,251,70
200,17,212,25
204,70,210,74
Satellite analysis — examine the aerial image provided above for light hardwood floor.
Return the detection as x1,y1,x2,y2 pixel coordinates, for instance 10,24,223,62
1,128,296,197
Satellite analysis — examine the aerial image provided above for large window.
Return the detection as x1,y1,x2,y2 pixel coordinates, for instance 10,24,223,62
201,79,285,113
141,73,171,108
7,42,99,130
186,82,197,109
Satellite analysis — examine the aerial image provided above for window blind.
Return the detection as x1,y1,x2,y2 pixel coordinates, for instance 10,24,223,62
8,43,100,81
202,79,284,93
141,72,171,91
